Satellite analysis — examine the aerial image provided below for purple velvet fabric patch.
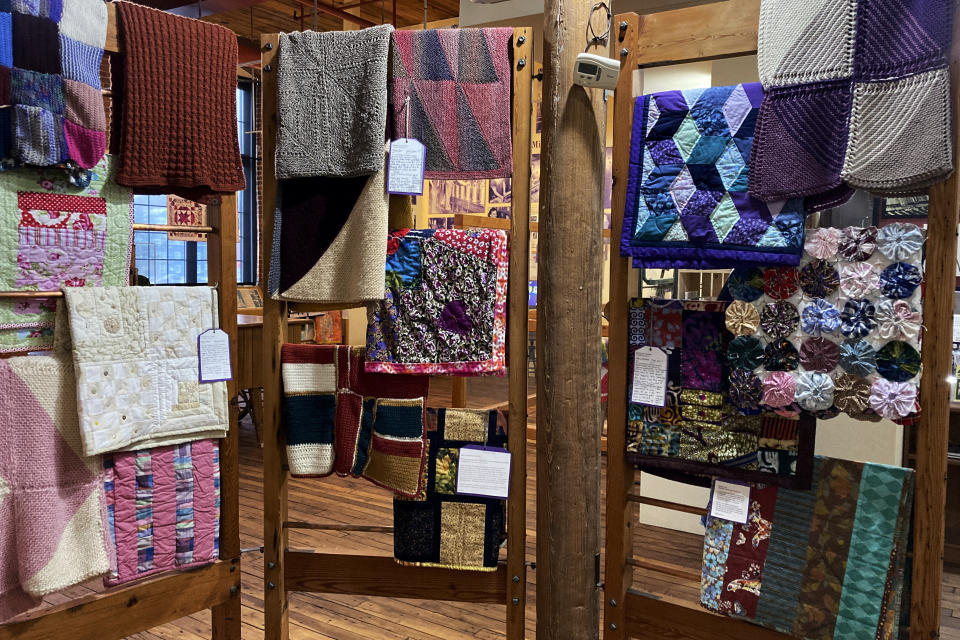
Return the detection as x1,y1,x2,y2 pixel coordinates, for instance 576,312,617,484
437,299,473,335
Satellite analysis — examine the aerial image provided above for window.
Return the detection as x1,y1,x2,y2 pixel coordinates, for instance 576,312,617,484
133,81,257,285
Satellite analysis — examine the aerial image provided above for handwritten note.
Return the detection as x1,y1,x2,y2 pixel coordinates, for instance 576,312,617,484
630,346,668,407
387,138,426,195
198,329,232,383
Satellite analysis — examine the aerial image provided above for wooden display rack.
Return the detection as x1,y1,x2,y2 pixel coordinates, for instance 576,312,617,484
258,27,533,640
0,5,242,639
603,2,959,639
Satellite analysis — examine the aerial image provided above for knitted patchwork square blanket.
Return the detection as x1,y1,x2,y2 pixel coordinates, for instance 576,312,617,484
750,0,954,209
622,83,806,269
393,408,507,572
365,228,508,376
276,25,393,179
110,1,246,200
0,154,133,354
701,457,914,640
63,286,229,456
0,348,110,622
103,440,220,586
0,0,108,169
282,343,429,498
389,28,514,179
626,298,816,489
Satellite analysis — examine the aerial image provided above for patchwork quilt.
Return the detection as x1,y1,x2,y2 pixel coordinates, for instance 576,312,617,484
103,439,220,585
393,408,507,571
701,457,914,640
621,83,806,269
63,286,229,456
389,28,513,180
282,344,429,497
750,0,953,208
626,298,815,488
724,224,924,423
365,228,508,376
0,154,133,353
0,0,108,169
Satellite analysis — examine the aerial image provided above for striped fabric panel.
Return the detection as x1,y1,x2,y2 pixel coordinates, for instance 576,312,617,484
174,443,195,566
103,457,118,581
17,227,106,250
213,443,221,556
134,451,154,573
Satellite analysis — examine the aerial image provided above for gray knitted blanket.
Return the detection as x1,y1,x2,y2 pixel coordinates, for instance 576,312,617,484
276,24,393,179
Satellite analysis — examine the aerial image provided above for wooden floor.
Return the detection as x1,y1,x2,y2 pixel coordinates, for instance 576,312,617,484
19,376,960,638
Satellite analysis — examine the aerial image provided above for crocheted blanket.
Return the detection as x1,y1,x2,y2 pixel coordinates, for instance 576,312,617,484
389,28,514,180
110,1,246,200
701,457,914,640
0,154,133,354
393,408,507,572
0,350,110,622
0,0,107,169
63,286,229,456
103,440,220,585
622,83,806,269
282,344,429,497
626,298,815,488
723,224,924,424
276,25,393,179
750,0,953,209
267,161,388,305
365,228,508,376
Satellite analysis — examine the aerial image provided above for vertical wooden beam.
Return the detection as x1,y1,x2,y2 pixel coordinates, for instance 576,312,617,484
507,27,533,640
603,13,639,640
911,7,960,637
452,377,467,407
208,196,243,639
537,2,606,637
260,33,290,640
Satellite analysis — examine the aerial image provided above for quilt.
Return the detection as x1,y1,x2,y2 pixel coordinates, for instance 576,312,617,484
103,439,220,585
393,408,507,571
63,286,229,456
621,83,806,269
724,224,924,422
0,154,133,354
701,457,914,640
750,0,953,209
626,298,815,488
365,228,508,376
0,0,108,169
389,28,514,180
282,344,429,497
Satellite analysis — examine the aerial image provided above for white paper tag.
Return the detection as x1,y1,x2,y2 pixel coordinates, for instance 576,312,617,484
387,138,426,195
198,329,232,383
456,446,511,499
953,314,960,343
710,480,751,524
630,346,668,406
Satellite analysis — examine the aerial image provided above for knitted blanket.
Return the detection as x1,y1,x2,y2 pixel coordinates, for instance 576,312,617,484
103,440,220,585
365,228,508,376
393,408,507,571
267,158,388,305
0,154,133,354
750,0,953,209
701,457,914,640
0,0,107,169
626,298,816,489
622,84,806,269
0,348,110,622
276,25,393,179
110,1,246,200
389,28,514,179
282,344,429,497
63,286,229,456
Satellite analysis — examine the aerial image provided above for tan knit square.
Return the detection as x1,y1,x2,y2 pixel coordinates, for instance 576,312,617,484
439,502,486,568
444,409,488,442
363,451,423,496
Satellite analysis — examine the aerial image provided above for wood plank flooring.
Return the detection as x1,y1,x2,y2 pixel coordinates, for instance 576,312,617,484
16,376,960,638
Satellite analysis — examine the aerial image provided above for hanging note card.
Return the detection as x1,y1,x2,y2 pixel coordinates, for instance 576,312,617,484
710,480,751,524
198,329,232,382
387,138,426,195
456,446,511,499
631,346,668,407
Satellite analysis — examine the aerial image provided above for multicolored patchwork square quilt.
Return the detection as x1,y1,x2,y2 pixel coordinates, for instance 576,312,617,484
701,457,914,640
393,408,507,571
103,440,220,586
282,343,429,497
621,83,806,269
